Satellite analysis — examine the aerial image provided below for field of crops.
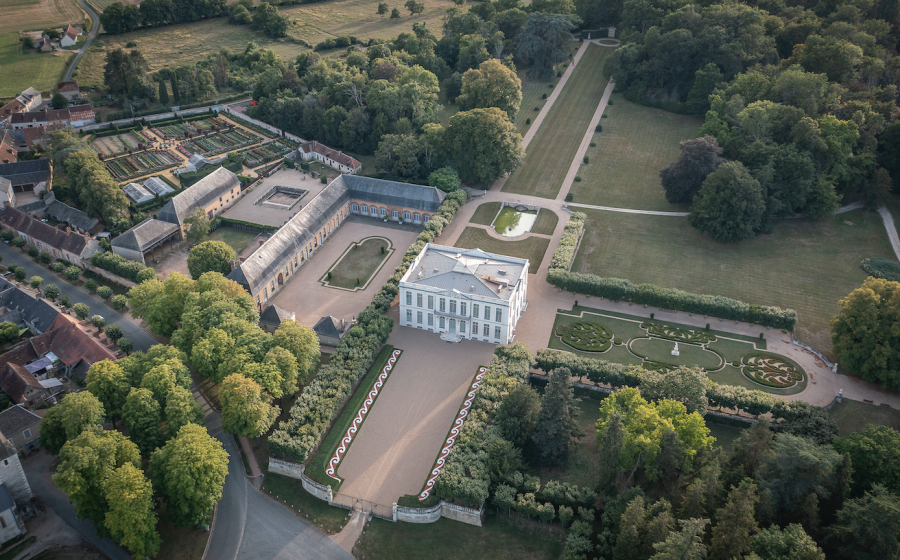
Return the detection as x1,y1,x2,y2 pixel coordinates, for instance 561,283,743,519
150,117,229,140
105,149,181,181
180,129,260,157
239,141,291,167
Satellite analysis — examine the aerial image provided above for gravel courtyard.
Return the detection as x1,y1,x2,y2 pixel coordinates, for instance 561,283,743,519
336,326,496,507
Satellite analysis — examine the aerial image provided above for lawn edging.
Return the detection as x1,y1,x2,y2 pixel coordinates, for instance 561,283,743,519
304,345,397,490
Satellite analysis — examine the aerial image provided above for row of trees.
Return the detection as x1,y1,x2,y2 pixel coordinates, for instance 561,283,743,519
128,272,321,439
100,0,227,34
228,0,289,38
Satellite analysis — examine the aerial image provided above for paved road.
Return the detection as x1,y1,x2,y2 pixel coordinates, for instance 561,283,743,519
23,449,134,560
195,387,353,560
0,245,157,352
65,0,99,82
878,205,900,261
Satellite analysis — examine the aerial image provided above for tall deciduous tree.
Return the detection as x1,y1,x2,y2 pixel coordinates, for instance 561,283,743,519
639,366,709,415
220,374,279,437
709,479,758,560
40,391,106,455
689,161,767,243
105,463,161,559
516,13,577,79
457,59,523,120
531,367,581,466
187,241,236,280
826,485,900,560
184,207,211,245
833,425,900,495
272,320,320,383
122,388,162,456
165,385,205,436
831,277,900,389
150,423,229,527
495,383,541,448
53,430,141,533
660,136,726,204
86,360,130,423
443,108,524,184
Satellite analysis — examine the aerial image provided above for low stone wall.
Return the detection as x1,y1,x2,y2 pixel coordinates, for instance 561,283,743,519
395,503,442,524
440,502,484,526
791,332,837,371
267,458,331,501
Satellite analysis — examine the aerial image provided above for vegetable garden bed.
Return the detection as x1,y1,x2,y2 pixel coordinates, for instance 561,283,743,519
105,149,182,181
239,141,291,167
180,129,261,157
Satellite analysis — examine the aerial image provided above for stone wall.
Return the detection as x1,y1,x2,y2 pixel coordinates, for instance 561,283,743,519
395,503,442,523
440,502,484,527
267,458,331,502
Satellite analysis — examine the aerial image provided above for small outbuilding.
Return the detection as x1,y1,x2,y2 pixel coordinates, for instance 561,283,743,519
313,315,348,347
259,305,295,333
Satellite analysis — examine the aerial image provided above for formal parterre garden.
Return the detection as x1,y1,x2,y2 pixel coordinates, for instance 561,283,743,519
180,128,261,157
550,306,807,395
104,149,182,181
239,141,292,168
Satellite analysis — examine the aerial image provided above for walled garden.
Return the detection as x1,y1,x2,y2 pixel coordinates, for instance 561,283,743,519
91,131,151,158
150,116,229,139
239,141,291,168
549,306,808,394
104,149,182,181
180,128,261,157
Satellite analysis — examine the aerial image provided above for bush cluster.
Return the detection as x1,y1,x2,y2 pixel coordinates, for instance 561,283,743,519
89,251,153,283
549,212,585,271
313,35,362,51
433,344,534,506
859,257,900,282
268,190,468,463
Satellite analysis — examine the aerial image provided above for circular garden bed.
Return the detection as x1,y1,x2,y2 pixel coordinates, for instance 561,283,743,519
740,354,805,389
555,321,613,352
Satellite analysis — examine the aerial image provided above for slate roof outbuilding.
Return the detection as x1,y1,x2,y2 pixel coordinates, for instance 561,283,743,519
111,218,178,252
45,200,101,235
0,405,41,438
157,167,239,226
0,159,50,188
0,206,87,256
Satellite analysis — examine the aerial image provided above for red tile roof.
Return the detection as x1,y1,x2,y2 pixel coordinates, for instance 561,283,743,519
0,363,43,404
64,24,77,41
10,104,94,125
0,206,87,256
45,314,117,366
22,127,47,149
0,100,24,119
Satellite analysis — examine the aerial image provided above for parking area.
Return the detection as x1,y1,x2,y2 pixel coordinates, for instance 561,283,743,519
222,168,328,227
336,325,496,506
268,217,420,327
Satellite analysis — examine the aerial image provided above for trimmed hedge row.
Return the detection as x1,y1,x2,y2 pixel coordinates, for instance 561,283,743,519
546,214,798,330
550,212,584,270
860,257,900,282
89,251,150,283
268,190,469,463
534,348,819,419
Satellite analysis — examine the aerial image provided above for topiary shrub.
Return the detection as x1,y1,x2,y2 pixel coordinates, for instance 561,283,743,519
574,176,582,182
534,107,539,111
65,266,82,282
590,142,596,147
73,303,90,320
608,99,613,105
565,193,573,202
27,246,39,258
526,118,531,124
91,315,106,332
44,284,60,300
85,279,97,292
39,251,51,264
595,125,602,132
111,295,128,309
542,93,547,99
97,286,113,300
557,71,562,77
29,276,43,289
50,262,65,273
602,113,607,118
61,296,71,308
860,257,900,282
583,156,589,164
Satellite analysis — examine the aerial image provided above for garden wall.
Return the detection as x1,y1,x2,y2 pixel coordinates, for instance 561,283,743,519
223,108,305,144
80,106,218,133
267,458,332,501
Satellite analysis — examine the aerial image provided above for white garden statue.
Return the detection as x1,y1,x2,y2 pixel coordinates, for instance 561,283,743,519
671,342,680,356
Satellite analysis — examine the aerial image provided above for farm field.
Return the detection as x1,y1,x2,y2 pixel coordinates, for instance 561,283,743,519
0,32,74,98
502,45,614,198
180,128,261,157
453,227,549,274
75,0,453,87
571,208,898,354
568,95,703,211
0,0,85,34
105,149,182,181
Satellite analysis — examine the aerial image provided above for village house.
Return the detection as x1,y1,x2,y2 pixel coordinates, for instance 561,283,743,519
0,364,49,407
10,104,95,130
227,174,444,306
0,159,51,197
398,244,529,345
0,432,33,504
313,316,349,347
33,35,52,52
0,133,16,165
44,197,102,236
59,25,78,48
0,89,41,127
0,277,59,335
259,305,295,333
0,206,102,267
0,406,41,455
298,141,362,174
0,484,26,546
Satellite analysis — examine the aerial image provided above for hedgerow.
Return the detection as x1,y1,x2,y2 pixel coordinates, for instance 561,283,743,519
549,212,585,270
89,251,151,283
860,257,900,282
268,190,468,463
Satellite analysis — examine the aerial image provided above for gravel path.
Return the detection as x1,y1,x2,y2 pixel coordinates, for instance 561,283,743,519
878,205,900,261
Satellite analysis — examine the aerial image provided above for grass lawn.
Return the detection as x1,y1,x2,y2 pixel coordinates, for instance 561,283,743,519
0,0,84,34
261,472,350,535
0,33,74,98
321,237,392,290
453,227,549,274
209,227,258,254
514,41,580,135
531,209,559,235
353,514,564,560
493,206,537,235
572,208,897,355
305,346,395,488
539,398,604,488
502,45,614,199
568,95,703,211
76,0,452,88
550,307,807,395
155,506,209,560
470,202,501,226
828,398,900,436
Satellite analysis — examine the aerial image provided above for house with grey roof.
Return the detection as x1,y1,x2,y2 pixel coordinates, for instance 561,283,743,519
0,432,32,504
0,159,51,195
0,483,25,545
398,244,529,344
0,406,41,454
111,218,180,265
0,179,14,209
313,315,348,347
157,167,241,232
259,304,295,333
228,174,445,306
45,199,101,236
